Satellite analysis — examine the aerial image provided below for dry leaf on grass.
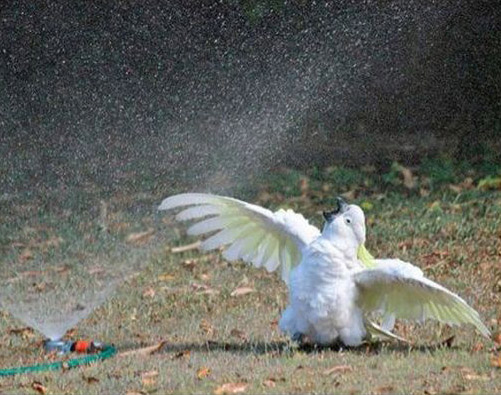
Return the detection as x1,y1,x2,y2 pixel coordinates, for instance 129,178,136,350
438,335,455,348
19,249,34,261
87,266,106,275
230,287,255,297
374,385,395,394
158,273,176,282
200,319,215,336
118,341,166,357
141,370,159,386
478,176,501,191
230,328,248,341
83,375,100,384
463,373,489,381
9,327,34,337
170,241,201,253
173,350,191,359
493,332,501,346
126,229,155,245
31,382,47,394
262,379,276,388
214,382,248,394
192,283,220,295
340,190,356,200
491,354,501,368
197,367,211,380
400,166,416,189
323,365,353,375
142,287,156,298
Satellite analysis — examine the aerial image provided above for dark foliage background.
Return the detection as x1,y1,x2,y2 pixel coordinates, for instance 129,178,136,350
1,0,499,193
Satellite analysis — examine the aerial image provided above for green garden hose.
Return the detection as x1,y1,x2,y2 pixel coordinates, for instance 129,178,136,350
0,345,116,377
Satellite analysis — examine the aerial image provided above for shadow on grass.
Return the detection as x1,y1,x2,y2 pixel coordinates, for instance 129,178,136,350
119,336,458,357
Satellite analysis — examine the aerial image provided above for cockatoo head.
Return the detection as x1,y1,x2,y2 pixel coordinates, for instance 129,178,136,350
322,197,366,249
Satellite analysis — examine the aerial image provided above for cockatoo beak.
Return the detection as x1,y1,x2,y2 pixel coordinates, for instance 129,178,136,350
323,196,348,222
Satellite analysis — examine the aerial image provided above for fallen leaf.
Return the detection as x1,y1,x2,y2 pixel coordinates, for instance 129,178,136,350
464,373,489,381
438,335,455,348
192,283,219,295
54,265,70,275
183,259,197,270
428,201,442,211
419,188,430,197
471,342,484,352
18,270,43,277
230,287,255,297
323,365,353,375
400,166,416,189
142,287,156,298
173,350,191,359
10,241,26,248
83,375,100,384
19,249,34,261
491,354,501,368
214,382,248,394
374,385,395,394
141,370,159,386
126,229,155,245
33,282,46,292
230,328,248,340
340,190,356,200
88,266,105,275
478,176,501,191
299,177,309,197
441,366,474,374
118,341,166,357
360,201,373,211
200,319,215,336
32,381,47,394
493,332,501,346
9,327,34,337
39,236,64,249
199,273,211,281
170,241,201,253
263,379,276,388
197,367,211,379
158,273,176,282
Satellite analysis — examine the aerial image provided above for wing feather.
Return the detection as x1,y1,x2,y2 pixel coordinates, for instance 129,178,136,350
176,205,222,221
159,193,320,283
354,260,490,338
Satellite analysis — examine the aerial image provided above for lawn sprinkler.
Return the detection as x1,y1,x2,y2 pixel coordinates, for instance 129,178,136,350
0,338,116,377
43,339,107,355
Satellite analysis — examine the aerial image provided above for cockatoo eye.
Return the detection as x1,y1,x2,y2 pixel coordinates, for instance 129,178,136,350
345,218,352,224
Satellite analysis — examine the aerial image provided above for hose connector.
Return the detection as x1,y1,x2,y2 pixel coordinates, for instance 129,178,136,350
44,339,107,355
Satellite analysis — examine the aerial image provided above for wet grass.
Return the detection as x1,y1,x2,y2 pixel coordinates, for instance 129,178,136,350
0,163,500,393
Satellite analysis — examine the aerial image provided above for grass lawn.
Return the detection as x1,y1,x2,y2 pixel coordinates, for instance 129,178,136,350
0,164,500,393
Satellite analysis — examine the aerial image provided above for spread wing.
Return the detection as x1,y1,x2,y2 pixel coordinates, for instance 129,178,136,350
158,193,320,283
354,259,490,338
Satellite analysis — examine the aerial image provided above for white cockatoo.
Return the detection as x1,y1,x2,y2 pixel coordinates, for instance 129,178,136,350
158,193,490,346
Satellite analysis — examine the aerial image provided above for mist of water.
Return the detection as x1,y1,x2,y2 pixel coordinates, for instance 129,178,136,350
0,1,495,339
